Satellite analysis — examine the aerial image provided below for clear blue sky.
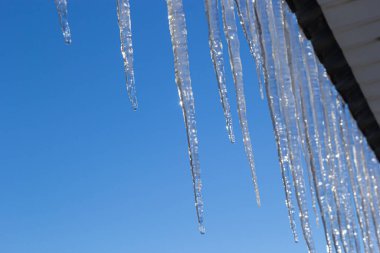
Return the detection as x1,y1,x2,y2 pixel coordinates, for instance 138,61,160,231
0,1,326,252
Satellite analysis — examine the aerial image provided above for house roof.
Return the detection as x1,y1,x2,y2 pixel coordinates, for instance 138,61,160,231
285,0,380,160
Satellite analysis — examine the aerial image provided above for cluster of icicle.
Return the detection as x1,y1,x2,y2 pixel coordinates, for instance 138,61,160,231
55,0,380,252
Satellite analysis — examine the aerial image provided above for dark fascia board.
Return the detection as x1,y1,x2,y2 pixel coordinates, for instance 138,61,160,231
285,0,380,161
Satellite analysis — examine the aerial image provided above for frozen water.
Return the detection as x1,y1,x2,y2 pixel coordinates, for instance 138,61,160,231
53,1,380,251
54,0,71,44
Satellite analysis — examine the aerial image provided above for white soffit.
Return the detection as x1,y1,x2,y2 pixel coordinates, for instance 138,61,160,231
316,0,380,124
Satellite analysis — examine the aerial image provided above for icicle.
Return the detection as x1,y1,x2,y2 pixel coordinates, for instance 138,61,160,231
339,98,367,253
220,0,261,206
255,0,298,241
264,0,315,251
54,0,71,44
282,8,319,228
318,64,350,253
329,91,359,253
223,0,380,250
281,12,344,252
356,133,380,251
49,0,380,250
117,0,138,110
359,138,380,249
204,0,235,142
293,28,343,252
227,0,380,250
349,119,377,252
335,96,362,253
361,139,380,247
234,0,265,99
165,0,205,234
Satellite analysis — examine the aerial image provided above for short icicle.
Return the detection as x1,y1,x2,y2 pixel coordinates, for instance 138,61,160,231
117,0,138,110
166,0,205,234
204,0,235,143
54,0,71,44
220,0,261,206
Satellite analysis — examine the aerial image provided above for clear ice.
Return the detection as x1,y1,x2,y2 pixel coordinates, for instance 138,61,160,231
166,0,205,234
234,0,265,99
117,0,138,110
54,0,71,44
221,0,261,206
255,0,299,241
54,0,380,251
264,1,315,250
252,0,380,252
204,0,235,143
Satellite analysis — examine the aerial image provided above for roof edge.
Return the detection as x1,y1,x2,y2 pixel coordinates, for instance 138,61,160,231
285,0,380,161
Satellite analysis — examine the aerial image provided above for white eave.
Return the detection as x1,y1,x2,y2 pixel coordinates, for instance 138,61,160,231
317,0,380,125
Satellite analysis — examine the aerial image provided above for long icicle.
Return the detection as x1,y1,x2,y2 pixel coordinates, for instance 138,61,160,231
117,0,138,110
220,0,261,206
281,10,336,251
330,96,356,253
319,64,369,253
361,136,380,248
342,108,372,253
318,63,348,253
303,42,343,253
338,98,365,253
333,93,361,253
282,8,320,228
355,131,379,252
51,0,380,250
254,0,299,242
265,0,315,251
305,52,341,253
289,22,342,251
204,0,235,143
234,0,265,99
54,0,71,44
358,133,380,249
166,0,205,234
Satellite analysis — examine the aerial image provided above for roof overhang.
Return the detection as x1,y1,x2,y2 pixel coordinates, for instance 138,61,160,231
285,0,380,160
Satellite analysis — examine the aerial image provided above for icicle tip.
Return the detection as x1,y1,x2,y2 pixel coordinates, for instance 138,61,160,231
64,36,72,45
228,131,236,144
255,192,261,207
198,224,206,235
131,102,138,111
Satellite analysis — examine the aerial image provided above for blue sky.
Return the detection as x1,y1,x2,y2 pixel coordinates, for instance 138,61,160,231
0,0,325,252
